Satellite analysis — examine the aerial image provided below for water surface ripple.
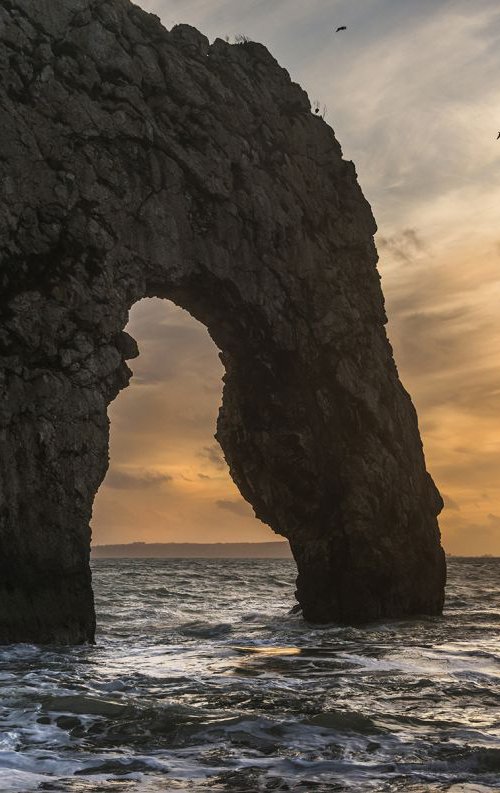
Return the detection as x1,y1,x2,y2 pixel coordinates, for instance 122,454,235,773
1,557,499,791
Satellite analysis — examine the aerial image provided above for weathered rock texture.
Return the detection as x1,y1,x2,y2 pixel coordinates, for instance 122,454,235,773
0,0,446,643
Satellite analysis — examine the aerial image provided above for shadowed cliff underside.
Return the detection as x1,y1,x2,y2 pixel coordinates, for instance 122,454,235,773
0,0,446,643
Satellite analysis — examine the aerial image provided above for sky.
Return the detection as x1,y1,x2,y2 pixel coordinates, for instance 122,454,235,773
92,0,500,555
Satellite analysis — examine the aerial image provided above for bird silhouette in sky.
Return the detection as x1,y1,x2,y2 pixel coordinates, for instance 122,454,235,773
336,26,347,32
497,132,500,139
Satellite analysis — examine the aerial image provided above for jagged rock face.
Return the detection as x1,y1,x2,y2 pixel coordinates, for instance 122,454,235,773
0,0,446,643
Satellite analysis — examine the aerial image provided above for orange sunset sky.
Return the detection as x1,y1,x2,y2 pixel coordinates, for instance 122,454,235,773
92,0,500,555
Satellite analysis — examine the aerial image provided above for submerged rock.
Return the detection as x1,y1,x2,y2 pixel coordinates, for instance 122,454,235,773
0,0,445,643
44,695,128,717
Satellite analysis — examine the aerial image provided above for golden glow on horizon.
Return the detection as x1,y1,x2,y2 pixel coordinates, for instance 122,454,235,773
91,299,273,546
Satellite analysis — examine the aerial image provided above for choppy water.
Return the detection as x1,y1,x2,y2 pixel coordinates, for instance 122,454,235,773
1,558,499,792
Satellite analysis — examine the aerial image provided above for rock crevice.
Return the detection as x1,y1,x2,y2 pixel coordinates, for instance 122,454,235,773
0,0,445,643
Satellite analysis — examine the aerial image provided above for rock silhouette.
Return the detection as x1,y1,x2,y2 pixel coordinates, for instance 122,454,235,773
0,0,446,643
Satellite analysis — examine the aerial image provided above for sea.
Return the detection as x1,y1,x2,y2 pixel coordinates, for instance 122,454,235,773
0,557,499,792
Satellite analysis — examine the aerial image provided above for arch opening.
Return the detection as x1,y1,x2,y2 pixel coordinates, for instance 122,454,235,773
91,297,283,552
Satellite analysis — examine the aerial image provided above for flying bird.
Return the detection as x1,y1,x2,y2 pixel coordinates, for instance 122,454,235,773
336,25,347,32
497,132,500,139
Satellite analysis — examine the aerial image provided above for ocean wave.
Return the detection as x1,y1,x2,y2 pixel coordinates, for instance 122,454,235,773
0,557,499,792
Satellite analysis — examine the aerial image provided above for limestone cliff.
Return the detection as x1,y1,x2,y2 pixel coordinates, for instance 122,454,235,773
0,0,446,643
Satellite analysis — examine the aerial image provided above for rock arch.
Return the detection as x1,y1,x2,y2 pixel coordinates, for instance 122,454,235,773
0,0,445,643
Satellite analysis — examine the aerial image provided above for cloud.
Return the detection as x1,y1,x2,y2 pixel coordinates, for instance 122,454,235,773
105,469,173,490
296,0,500,238
442,493,460,511
216,499,254,518
447,513,500,556
199,444,226,470
377,228,426,264
433,446,500,492
128,303,222,387
379,234,500,422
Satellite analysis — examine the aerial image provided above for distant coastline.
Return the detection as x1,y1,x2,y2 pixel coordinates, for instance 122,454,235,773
91,544,499,560
91,541,293,559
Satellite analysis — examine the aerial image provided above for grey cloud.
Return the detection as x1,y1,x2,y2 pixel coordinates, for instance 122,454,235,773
199,444,226,470
216,499,253,518
442,494,460,511
388,306,468,377
126,298,223,387
391,305,500,418
105,469,173,490
300,1,500,225
377,228,426,263
382,245,500,418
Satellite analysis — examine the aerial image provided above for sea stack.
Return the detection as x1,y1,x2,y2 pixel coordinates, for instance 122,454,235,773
0,0,445,643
